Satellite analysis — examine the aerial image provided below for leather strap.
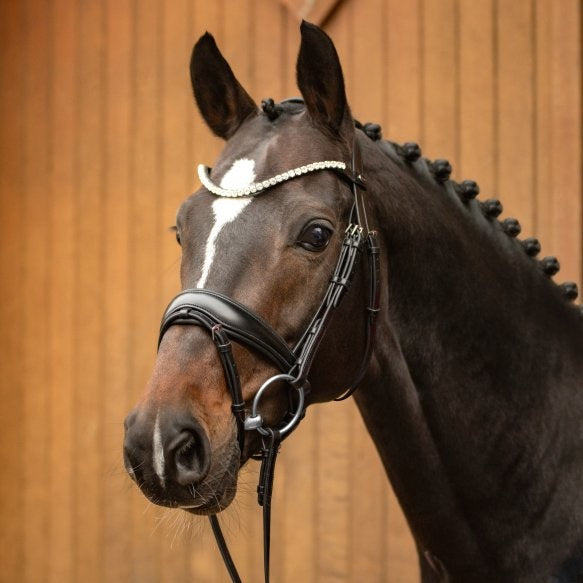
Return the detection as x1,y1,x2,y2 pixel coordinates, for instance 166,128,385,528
335,229,381,400
212,324,246,452
257,429,281,583
291,223,365,387
209,515,242,583
333,138,368,233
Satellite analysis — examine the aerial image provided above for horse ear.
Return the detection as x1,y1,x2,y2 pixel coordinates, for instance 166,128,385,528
190,33,257,140
296,21,352,137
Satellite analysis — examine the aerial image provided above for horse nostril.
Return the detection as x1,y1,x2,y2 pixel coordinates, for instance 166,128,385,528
176,434,199,471
169,430,210,486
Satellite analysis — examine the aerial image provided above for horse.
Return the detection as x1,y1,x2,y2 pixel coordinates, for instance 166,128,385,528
123,21,583,583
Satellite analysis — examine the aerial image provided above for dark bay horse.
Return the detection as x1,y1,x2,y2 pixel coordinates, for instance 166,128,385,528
123,21,583,582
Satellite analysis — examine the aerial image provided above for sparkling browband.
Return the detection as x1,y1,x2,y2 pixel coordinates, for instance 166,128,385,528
197,161,347,198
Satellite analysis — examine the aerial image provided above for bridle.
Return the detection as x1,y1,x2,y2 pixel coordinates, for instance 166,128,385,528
158,129,381,583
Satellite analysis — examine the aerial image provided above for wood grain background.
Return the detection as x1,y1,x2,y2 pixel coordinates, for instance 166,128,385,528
0,0,580,581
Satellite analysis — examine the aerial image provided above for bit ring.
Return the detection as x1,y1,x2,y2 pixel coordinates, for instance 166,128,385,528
244,373,305,437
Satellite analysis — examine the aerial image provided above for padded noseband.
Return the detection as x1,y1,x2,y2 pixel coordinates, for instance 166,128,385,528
159,289,296,372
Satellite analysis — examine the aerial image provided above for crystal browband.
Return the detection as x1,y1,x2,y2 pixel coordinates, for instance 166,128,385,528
197,161,347,198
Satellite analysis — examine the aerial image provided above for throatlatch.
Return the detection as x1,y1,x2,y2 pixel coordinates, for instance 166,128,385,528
157,134,381,583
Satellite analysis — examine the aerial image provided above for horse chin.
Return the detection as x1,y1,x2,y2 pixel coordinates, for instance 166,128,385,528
182,486,238,516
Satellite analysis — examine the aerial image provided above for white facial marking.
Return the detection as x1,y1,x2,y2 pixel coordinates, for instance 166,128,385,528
152,412,165,488
196,159,255,288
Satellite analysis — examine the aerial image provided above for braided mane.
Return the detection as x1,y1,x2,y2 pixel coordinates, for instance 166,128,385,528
354,117,583,321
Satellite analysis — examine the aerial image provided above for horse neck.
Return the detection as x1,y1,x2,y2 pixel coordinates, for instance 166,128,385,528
354,140,583,579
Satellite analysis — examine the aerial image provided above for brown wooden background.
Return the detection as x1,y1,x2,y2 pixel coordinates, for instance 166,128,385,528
0,0,580,581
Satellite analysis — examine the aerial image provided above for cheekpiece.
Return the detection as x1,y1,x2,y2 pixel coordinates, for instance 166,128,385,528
197,161,347,198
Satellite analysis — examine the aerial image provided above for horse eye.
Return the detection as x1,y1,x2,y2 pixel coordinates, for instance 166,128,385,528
298,224,332,251
176,231,181,246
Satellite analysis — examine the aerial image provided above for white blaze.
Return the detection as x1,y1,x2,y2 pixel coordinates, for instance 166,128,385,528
196,159,255,288
152,411,165,488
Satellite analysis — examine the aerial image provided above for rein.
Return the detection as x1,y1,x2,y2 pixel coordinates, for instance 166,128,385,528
158,135,380,582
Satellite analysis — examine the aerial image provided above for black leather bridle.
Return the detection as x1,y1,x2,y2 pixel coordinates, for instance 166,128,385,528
158,134,380,583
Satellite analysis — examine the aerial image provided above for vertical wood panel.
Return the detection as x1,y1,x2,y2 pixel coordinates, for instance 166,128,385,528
252,0,285,99
351,0,384,123
0,2,581,583
0,1,25,580
385,0,422,142
23,0,51,580
74,1,106,580
48,1,76,581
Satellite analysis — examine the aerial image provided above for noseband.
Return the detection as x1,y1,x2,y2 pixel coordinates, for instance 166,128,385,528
158,134,380,583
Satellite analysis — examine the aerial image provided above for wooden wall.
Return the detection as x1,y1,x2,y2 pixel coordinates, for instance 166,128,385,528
0,1,580,581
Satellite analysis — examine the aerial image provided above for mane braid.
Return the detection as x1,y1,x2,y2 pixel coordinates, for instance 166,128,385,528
261,98,282,120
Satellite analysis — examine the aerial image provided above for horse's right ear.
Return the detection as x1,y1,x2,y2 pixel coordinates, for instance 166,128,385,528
190,33,257,140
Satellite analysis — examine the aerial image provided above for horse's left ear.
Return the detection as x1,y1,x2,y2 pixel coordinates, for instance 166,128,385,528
190,32,257,140
296,21,353,137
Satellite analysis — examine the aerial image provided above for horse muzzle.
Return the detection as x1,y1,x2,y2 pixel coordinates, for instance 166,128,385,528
123,407,221,509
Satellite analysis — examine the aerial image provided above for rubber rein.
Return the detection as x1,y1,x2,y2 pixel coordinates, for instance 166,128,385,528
157,135,381,582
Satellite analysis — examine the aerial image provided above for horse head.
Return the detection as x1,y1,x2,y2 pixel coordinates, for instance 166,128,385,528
123,22,374,515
